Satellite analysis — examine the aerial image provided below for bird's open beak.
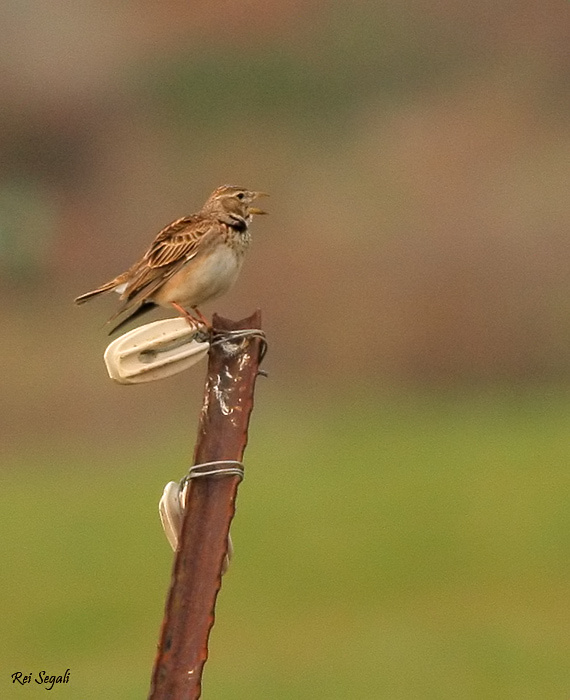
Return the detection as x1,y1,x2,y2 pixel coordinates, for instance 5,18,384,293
250,192,269,215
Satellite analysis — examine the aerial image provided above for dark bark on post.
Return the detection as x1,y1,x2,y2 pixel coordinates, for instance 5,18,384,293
149,310,264,700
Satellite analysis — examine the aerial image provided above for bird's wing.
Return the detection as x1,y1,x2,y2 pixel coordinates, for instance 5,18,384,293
109,216,217,318
142,215,210,268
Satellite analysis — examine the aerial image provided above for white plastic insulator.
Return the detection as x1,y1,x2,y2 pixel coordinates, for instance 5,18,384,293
104,318,209,384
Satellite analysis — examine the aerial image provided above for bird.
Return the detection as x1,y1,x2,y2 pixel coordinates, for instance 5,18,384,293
75,185,268,332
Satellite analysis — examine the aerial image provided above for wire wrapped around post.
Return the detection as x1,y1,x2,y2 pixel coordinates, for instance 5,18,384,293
149,310,266,700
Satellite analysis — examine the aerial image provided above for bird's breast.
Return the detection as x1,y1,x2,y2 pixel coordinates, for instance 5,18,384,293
224,223,252,254
154,243,244,308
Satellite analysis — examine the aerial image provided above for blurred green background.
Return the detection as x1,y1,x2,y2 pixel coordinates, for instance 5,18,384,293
1,1,570,698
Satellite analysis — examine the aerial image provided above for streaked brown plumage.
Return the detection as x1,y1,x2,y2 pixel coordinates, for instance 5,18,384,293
75,185,267,331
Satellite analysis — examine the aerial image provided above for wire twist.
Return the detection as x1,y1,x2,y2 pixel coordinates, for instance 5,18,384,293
210,328,268,362
182,460,245,487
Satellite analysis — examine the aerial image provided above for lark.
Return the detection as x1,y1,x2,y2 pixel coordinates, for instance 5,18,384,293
75,185,268,332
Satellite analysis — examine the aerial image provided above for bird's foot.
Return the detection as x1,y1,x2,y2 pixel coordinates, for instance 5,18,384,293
170,302,210,331
191,307,212,330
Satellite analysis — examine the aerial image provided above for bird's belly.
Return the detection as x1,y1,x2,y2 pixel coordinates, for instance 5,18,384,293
154,246,242,308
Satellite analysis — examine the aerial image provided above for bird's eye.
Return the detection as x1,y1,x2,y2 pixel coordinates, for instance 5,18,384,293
236,192,245,200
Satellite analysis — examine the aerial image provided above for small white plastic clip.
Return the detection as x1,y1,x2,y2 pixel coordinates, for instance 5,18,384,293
104,318,209,384
159,479,233,573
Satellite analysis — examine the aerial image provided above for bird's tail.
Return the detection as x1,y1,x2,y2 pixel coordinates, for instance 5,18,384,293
106,301,156,335
74,279,122,305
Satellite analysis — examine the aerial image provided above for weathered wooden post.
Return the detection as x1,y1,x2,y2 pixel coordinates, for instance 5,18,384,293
149,310,265,699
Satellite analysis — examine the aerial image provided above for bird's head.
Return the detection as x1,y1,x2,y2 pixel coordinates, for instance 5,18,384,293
204,185,269,222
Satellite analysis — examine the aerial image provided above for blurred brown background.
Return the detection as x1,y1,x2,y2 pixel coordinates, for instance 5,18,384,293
1,2,568,438
1,2,569,698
